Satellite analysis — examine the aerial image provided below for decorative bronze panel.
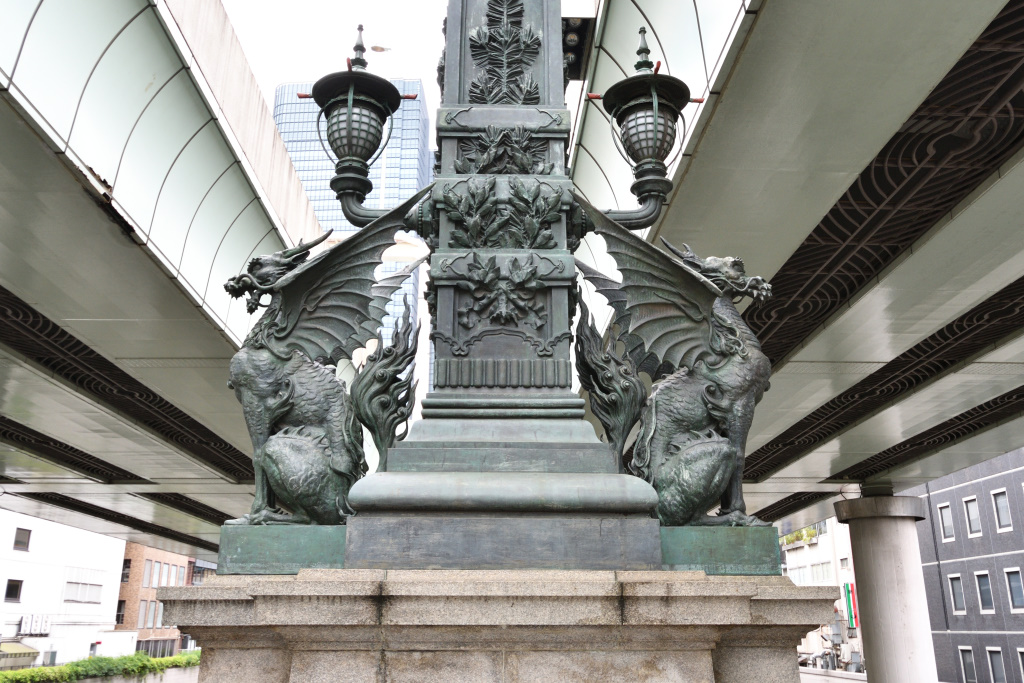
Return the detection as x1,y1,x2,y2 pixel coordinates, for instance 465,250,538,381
831,384,1024,482
744,1,1024,368
753,492,836,523
0,415,143,483
434,358,572,387
15,492,219,552
745,275,1024,481
137,492,232,527
0,285,254,482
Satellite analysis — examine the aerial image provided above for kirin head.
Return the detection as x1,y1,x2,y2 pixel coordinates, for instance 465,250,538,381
224,231,332,313
660,238,772,303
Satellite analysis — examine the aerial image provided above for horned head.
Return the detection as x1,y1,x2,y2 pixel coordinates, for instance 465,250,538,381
224,231,331,313
660,238,772,303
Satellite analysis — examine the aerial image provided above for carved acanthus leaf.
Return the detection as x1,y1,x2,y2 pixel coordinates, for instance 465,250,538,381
444,178,561,249
454,125,553,175
456,254,547,330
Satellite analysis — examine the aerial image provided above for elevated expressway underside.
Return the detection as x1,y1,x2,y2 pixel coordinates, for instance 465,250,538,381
572,0,1024,531
0,0,321,560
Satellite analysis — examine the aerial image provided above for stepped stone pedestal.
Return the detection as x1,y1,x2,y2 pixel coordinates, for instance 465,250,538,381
160,569,836,683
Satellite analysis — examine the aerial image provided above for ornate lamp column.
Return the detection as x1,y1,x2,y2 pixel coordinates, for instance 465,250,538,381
343,0,662,569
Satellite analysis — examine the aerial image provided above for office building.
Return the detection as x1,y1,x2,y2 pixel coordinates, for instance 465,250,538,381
115,542,210,657
0,509,134,669
909,449,1024,683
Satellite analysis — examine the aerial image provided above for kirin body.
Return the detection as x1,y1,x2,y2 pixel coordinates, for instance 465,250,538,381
575,195,771,526
222,190,428,525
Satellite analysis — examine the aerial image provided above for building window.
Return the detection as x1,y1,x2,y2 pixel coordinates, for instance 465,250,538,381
1017,648,1024,679
964,496,983,537
153,562,162,587
177,566,185,586
5,579,22,602
988,648,1007,683
839,557,849,570
960,647,978,683
161,563,169,587
13,528,31,551
992,489,1012,531
64,582,102,603
192,567,207,586
115,600,125,625
949,574,966,614
155,602,163,629
938,503,955,541
976,572,995,613
143,560,152,588
1005,569,1024,612
146,601,156,628
121,559,131,583
137,601,147,628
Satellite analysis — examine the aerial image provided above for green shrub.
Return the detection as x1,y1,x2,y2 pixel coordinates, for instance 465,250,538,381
0,651,200,683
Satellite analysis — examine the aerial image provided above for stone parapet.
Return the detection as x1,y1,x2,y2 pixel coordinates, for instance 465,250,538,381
160,570,836,682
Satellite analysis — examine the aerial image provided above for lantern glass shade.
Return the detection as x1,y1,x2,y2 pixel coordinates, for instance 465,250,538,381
325,99,387,163
618,102,678,165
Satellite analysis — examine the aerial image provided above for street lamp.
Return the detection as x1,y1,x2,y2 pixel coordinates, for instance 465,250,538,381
594,27,690,230
312,26,402,226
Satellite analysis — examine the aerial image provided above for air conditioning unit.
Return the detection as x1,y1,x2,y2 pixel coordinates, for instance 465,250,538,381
18,615,51,636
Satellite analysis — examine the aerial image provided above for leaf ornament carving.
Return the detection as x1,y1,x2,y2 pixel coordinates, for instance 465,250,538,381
456,254,547,329
468,0,541,105
444,178,561,249
454,125,553,175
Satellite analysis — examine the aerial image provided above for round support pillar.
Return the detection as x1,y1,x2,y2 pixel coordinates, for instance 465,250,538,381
835,495,937,683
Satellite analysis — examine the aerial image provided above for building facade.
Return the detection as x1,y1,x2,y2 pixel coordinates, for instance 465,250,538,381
909,448,1024,683
781,517,865,672
0,509,134,669
115,542,209,657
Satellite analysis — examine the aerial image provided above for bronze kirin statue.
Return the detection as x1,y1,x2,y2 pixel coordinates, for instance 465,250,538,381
574,195,772,527
221,189,429,525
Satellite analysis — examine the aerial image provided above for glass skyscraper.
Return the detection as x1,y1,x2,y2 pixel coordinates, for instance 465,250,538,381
272,79,432,345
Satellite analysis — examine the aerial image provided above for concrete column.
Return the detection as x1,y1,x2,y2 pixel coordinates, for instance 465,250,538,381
835,493,937,683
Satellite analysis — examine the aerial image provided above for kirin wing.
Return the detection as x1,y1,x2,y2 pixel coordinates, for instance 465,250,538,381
575,259,662,378
572,192,725,375
261,186,431,363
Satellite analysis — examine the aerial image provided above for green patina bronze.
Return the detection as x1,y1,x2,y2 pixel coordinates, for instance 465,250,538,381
661,527,782,575
218,0,780,571
218,525,346,575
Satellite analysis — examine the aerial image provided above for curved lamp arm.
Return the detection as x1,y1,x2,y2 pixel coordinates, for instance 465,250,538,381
338,191,388,227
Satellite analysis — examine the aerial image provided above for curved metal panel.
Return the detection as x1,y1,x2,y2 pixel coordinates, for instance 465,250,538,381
148,123,235,270
203,200,277,322
14,0,146,141
178,164,252,286
68,9,182,185
0,0,40,83
113,71,212,236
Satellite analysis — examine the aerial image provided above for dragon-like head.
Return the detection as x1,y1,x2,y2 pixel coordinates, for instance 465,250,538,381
224,231,332,313
661,238,772,303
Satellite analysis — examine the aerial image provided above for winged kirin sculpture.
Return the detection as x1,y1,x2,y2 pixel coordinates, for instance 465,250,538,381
221,188,430,525
574,194,772,527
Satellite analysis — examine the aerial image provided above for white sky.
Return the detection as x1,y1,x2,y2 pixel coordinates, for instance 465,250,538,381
222,0,450,130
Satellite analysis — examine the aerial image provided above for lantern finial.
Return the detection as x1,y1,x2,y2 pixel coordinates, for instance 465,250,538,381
352,24,368,70
634,27,654,74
